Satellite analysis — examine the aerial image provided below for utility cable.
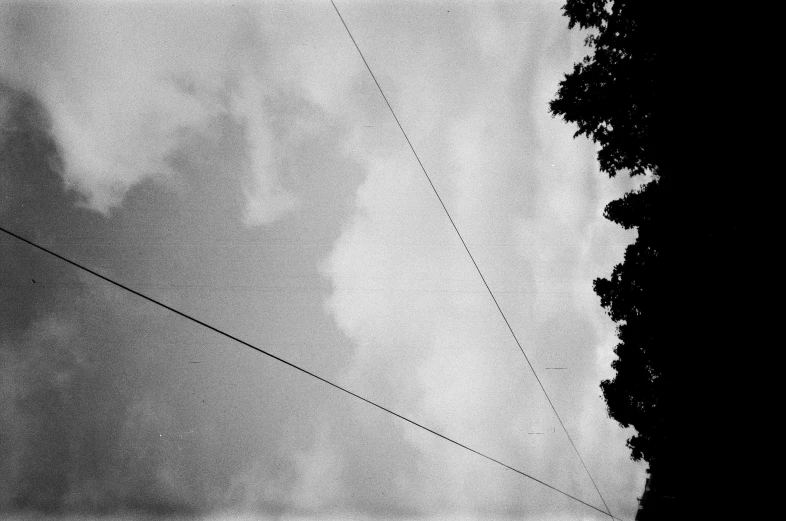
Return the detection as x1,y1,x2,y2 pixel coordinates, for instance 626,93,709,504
0,225,618,520
328,1,614,518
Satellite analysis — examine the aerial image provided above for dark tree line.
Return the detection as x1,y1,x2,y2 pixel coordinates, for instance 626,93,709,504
551,1,751,518
550,0,663,177
551,0,672,465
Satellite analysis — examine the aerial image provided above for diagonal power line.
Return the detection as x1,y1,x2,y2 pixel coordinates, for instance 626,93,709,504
0,225,619,520
328,1,614,518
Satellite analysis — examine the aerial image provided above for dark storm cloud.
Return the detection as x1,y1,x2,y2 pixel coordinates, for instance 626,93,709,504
0,83,199,514
0,63,364,517
1,1,648,519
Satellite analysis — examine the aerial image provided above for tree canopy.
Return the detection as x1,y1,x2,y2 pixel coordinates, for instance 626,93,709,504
553,3,753,518
549,0,663,176
551,0,673,466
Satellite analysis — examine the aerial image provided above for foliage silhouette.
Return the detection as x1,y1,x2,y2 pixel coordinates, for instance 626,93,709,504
550,0,663,176
547,1,743,518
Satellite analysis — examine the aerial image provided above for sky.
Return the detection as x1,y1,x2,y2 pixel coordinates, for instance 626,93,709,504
0,1,647,520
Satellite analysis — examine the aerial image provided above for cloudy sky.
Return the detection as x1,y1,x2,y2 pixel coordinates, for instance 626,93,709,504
0,1,646,520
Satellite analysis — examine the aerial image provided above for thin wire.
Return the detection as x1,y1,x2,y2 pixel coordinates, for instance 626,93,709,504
328,2,615,518
0,225,618,520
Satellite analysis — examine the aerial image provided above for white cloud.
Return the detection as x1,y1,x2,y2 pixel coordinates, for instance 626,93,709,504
0,2,646,518
231,73,298,226
43,70,212,211
0,2,298,223
318,3,645,517
290,422,345,511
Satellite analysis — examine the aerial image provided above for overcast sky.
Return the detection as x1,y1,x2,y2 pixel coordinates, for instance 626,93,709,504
0,1,646,520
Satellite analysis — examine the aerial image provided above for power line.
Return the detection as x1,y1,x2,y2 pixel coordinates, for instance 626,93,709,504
328,2,615,518
0,225,618,520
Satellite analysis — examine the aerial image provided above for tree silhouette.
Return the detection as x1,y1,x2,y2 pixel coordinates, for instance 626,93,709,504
552,3,755,518
549,2,695,516
550,0,674,465
549,0,663,176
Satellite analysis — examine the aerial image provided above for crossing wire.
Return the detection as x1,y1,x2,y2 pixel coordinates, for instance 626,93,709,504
0,225,620,520
328,1,614,518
